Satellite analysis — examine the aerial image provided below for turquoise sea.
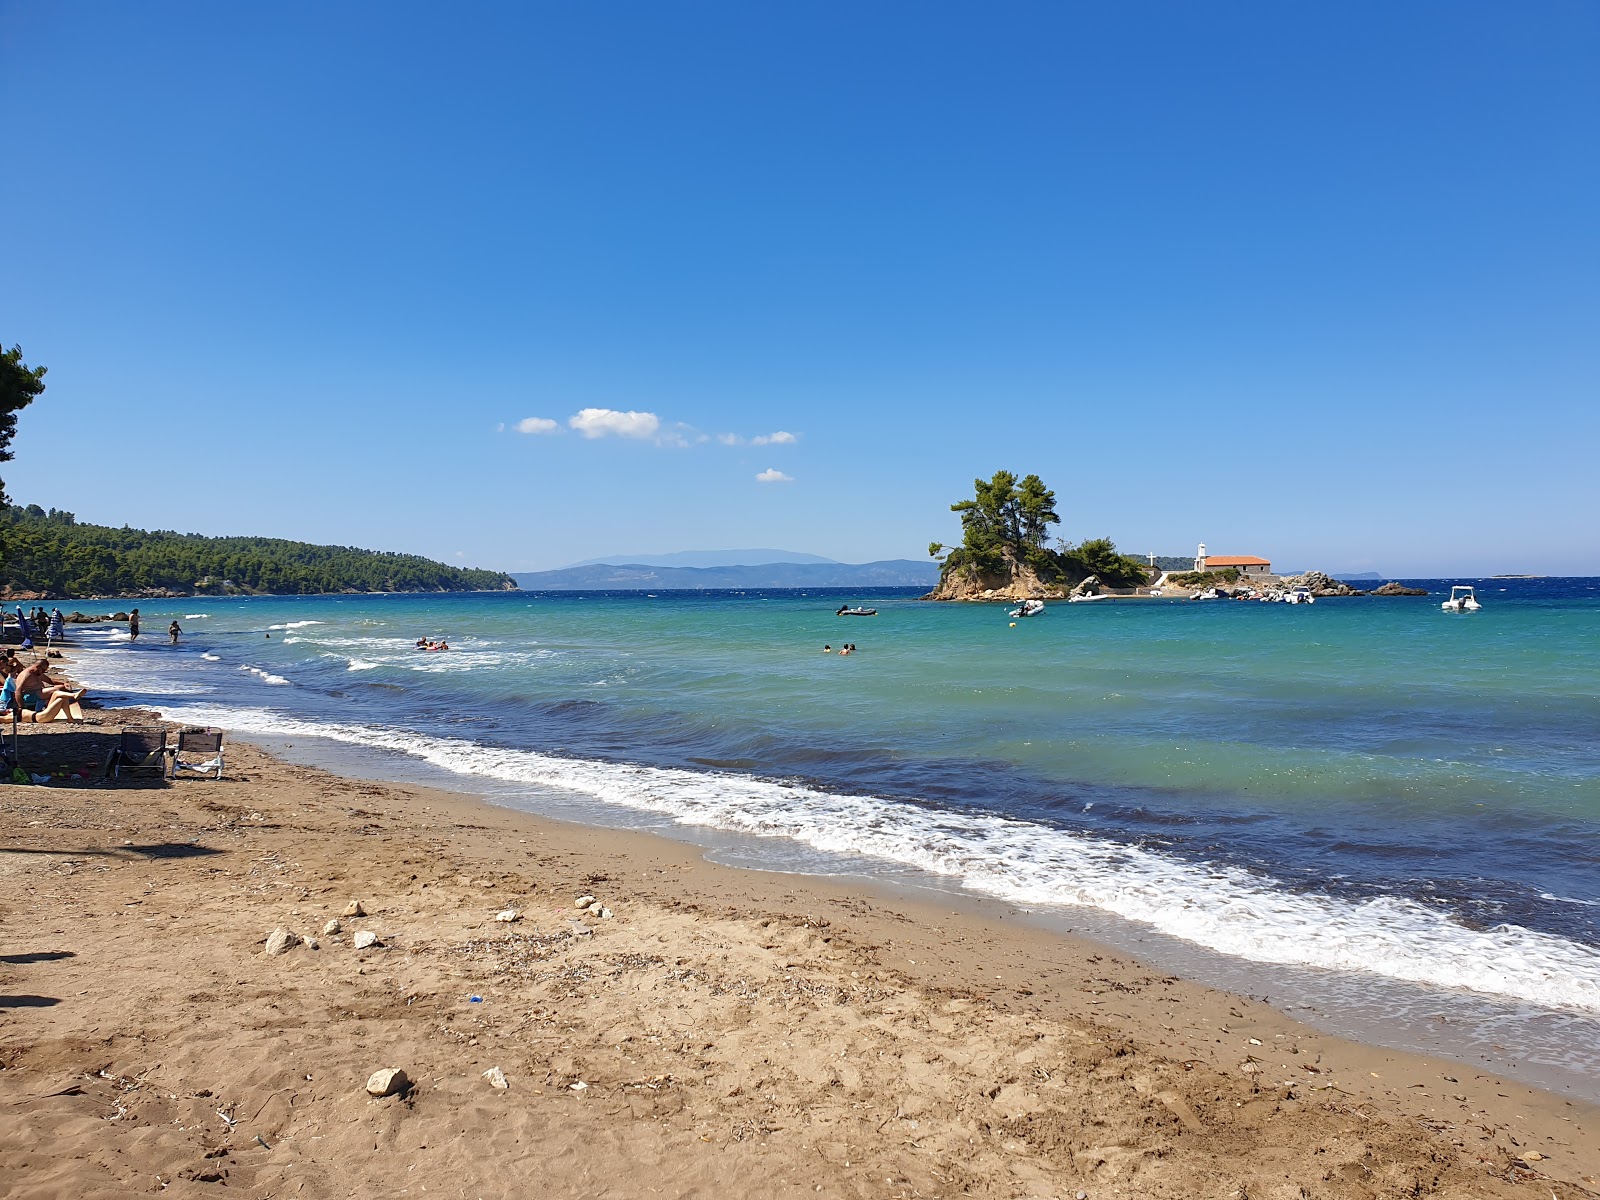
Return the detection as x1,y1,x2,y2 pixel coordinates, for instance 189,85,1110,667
64,579,1600,1095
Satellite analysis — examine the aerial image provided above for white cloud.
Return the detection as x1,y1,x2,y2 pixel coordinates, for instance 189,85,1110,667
716,432,743,446
755,468,794,484
751,431,797,446
569,408,661,439
515,417,561,435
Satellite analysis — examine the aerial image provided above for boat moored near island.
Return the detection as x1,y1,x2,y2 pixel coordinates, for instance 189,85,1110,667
1441,585,1482,613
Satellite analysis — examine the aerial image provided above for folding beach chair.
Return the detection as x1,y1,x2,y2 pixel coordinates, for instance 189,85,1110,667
103,729,169,779
169,729,224,780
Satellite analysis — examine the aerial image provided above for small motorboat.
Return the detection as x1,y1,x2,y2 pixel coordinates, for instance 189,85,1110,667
1441,585,1482,613
1066,593,1110,603
1284,587,1315,605
836,606,877,617
1189,587,1222,601
1008,599,1047,617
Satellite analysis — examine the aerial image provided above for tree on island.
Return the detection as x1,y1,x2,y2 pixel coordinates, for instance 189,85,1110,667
933,470,1149,593
0,345,47,507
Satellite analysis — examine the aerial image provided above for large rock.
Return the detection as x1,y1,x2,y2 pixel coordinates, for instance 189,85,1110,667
365,1068,409,1097
264,927,299,956
352,931,380,949
1281,571,1357,597
924,548,1074,602
1070,575,1101,598
1372,581,1429,596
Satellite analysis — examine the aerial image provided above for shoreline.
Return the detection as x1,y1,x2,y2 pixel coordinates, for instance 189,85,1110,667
3,707,1596,1196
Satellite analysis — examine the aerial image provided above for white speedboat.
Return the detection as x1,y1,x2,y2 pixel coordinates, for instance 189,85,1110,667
1067,593,1111,603
1441,585,1481,613
1189,587,1222,601
1284,587,1314,605
1008,599,1047,617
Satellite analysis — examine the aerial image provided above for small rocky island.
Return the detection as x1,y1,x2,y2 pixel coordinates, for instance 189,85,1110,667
924,471,1150,601
923,472,1431,602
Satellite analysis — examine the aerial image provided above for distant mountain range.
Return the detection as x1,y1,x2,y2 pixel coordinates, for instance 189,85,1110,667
565,548,839,569
514,559,939,591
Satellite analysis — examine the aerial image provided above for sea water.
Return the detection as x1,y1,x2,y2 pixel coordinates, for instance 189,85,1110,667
59,581,1600,1096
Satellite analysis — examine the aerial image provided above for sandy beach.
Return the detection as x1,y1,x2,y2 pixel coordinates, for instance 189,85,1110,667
1,704,1595,1199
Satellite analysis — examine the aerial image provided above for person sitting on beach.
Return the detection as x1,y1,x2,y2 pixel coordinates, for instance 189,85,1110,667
169,620,181,645
10,659,85,723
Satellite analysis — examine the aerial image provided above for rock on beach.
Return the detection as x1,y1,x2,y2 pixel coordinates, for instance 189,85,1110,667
264,927,299,956
365,1068,409,1098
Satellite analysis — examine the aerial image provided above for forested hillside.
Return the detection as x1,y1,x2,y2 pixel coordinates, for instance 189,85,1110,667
0,505,516,597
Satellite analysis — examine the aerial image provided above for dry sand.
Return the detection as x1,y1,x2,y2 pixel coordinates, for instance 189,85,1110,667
2,710,1597,1199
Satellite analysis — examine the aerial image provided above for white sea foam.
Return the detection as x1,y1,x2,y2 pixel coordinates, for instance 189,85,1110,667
267,620,323,631
202,653,221,662
240,666,291,686
184,613,209,620
141,701,1600,1016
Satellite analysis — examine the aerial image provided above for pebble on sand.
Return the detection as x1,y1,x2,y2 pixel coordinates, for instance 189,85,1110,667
264,927,299,956
494,908,520,923
342,900,366,918
365,1068,409,1098
573,894,596,909
323,918,342,935
482,1066,509,1089
352,931,380,949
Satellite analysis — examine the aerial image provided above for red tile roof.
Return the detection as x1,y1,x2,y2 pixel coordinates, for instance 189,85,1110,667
1203,555,1271,566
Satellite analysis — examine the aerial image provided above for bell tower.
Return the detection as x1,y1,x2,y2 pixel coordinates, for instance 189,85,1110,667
1195,543,1207,572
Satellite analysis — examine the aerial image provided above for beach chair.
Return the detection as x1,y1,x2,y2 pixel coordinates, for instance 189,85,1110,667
103,729,169,780
169,729,224,780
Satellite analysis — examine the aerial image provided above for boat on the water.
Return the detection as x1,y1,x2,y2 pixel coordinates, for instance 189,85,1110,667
1008,599,1047,617
1441,585,1482,613
835,606,878,617
1066,593,1110,604
1284,587,1315,605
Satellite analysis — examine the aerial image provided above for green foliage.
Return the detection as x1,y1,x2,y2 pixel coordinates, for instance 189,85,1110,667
0,505,516,597
1060,536,1151,588
1167,568,1240,587
0,345,47,506
949,470,1060,571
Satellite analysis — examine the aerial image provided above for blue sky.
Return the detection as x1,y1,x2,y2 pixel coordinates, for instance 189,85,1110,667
2,2,1595,574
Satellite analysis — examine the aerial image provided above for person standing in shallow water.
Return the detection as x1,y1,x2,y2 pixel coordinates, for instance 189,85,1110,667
128,609,140,640
169,620,181,645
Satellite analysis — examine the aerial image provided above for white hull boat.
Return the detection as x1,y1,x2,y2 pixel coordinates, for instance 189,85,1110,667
1441,585,1481,613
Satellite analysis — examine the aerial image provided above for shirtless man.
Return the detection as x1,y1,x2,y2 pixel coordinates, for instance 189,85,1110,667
12,658,85,722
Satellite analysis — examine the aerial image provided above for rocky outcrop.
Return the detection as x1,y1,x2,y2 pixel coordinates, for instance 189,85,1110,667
924,549,1075,602
1371,581,1429,596
1282,571,1357,597
1070,575,1101,598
